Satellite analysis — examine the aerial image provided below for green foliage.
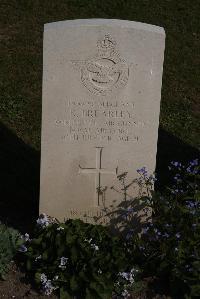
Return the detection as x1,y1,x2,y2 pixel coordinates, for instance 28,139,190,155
19,160,199,298
23,219,134,298
0,224,22,279
134,160,200,298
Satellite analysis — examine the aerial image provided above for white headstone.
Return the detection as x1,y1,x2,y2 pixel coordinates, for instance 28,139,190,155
40,19,165,222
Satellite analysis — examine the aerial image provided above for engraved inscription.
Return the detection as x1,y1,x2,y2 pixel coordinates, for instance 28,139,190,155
79,147,117,207
54,98,144,143
72,35,129,96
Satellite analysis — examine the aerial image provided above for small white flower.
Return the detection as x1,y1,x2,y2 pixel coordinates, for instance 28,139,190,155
98,269,102,274
119,272,129,280
57,226,64,231
35,255,42,261
119,270,135,284
21,233,31,242
53,275,59,280
43,279,57,295
40,274,58,295
36,213,49,228
60,256,68,265
24,233,30,242
59,256,68,269
84,238,92,243
40,273,47,284
91,244,99,251
121,289,129,298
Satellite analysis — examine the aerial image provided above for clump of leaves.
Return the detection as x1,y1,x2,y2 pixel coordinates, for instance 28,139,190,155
135,159,200,298
0,223,22,279
22,218,139,299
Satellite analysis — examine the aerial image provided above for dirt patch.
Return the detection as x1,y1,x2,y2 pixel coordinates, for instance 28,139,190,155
0,262,58,299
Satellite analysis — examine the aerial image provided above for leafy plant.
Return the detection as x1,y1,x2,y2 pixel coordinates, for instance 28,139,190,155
133,159,200,298
22,217,139,298
98,159,200,298
0,223,23,279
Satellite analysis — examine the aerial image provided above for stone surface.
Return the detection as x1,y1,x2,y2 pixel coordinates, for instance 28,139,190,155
40,19,165,222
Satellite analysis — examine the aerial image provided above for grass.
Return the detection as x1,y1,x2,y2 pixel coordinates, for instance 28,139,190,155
0,0,200,150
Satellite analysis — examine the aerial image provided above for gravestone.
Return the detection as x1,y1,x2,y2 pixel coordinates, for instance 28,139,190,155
40,19,165,222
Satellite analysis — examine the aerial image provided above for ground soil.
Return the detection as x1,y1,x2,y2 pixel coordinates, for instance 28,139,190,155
0,263,171,299
0,262,58,299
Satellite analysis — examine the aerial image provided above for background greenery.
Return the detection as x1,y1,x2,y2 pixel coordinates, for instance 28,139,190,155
0,0,199,150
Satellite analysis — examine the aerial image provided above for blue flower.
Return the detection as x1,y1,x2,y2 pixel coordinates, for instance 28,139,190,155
142,227,149,234
173,174,182,182
137,166,148,177
171,188,184,194
189,159,198,166
40,274,58,295
186,201,196,209
124,207,134,215
171,161,182,167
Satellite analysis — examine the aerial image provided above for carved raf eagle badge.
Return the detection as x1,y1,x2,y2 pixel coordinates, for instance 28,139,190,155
71,35,129,96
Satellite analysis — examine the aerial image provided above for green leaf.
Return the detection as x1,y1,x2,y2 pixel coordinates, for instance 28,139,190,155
89,281,111,299
42,250,48,260
26,259,32,271
70,275,79,292
86,288,100,299
60,287,73,299
71,246,78,263
35,272,42,284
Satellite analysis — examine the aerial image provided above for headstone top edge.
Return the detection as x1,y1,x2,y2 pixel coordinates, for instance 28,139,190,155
44,18,165,35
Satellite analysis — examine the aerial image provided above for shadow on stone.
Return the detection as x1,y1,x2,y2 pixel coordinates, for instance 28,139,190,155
0,122,40,233
0,122,199,233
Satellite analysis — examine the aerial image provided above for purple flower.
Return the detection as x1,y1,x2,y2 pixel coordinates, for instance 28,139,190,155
186,201,196,209
171,188,183,194
125,207,134,215
171,161,180,167
173,174,182,182
18,244,27,253
175,233,181,239
186,164,199,175
142,227,149,234
137,167,148,177
189,159,198,166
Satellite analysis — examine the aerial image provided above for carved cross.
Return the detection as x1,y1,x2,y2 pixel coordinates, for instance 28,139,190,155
79,147,117,206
